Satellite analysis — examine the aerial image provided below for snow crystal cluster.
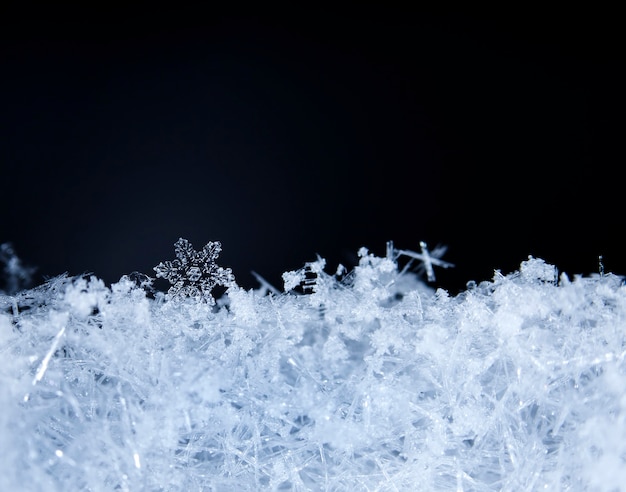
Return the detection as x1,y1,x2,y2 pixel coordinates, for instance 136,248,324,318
1,240,626,491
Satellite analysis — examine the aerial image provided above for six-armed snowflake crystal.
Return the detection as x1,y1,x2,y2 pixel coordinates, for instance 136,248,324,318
154,238,234,304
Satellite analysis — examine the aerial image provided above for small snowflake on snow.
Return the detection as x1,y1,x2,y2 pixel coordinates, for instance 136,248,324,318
154,238,235,304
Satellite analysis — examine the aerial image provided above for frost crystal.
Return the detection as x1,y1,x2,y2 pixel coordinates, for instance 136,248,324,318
3,244,626,491
0,243,35,294
395,240,454,282
154,238,234,304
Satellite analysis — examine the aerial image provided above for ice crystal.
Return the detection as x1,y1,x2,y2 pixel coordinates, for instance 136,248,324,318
394,240,454,282
0,243,35,294
153,238,234,304
2,244,626,491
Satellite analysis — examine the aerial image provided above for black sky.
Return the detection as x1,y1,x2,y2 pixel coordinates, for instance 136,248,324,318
1,12,623,294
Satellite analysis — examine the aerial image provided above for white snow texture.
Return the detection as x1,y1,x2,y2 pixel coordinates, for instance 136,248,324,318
1,242,626,491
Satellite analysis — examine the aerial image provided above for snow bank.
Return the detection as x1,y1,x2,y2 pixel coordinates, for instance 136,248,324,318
1,243,625,491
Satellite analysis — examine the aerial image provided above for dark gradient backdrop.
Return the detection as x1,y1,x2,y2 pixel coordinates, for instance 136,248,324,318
1,13,623,295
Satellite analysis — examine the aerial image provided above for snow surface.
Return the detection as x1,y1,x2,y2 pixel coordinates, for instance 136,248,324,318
1,245,626,491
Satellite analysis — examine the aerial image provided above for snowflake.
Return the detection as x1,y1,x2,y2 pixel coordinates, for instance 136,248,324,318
392,240,454,282
154,238,235,304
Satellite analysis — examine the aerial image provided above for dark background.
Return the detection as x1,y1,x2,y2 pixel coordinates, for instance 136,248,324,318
1,12,623,295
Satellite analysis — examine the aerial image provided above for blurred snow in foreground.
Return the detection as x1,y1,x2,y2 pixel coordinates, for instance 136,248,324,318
1,243,625,491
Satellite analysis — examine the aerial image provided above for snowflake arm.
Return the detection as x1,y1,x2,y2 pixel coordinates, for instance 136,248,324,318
154,238,235,304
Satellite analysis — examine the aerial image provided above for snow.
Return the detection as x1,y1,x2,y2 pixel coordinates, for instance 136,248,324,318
1,243,626,491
